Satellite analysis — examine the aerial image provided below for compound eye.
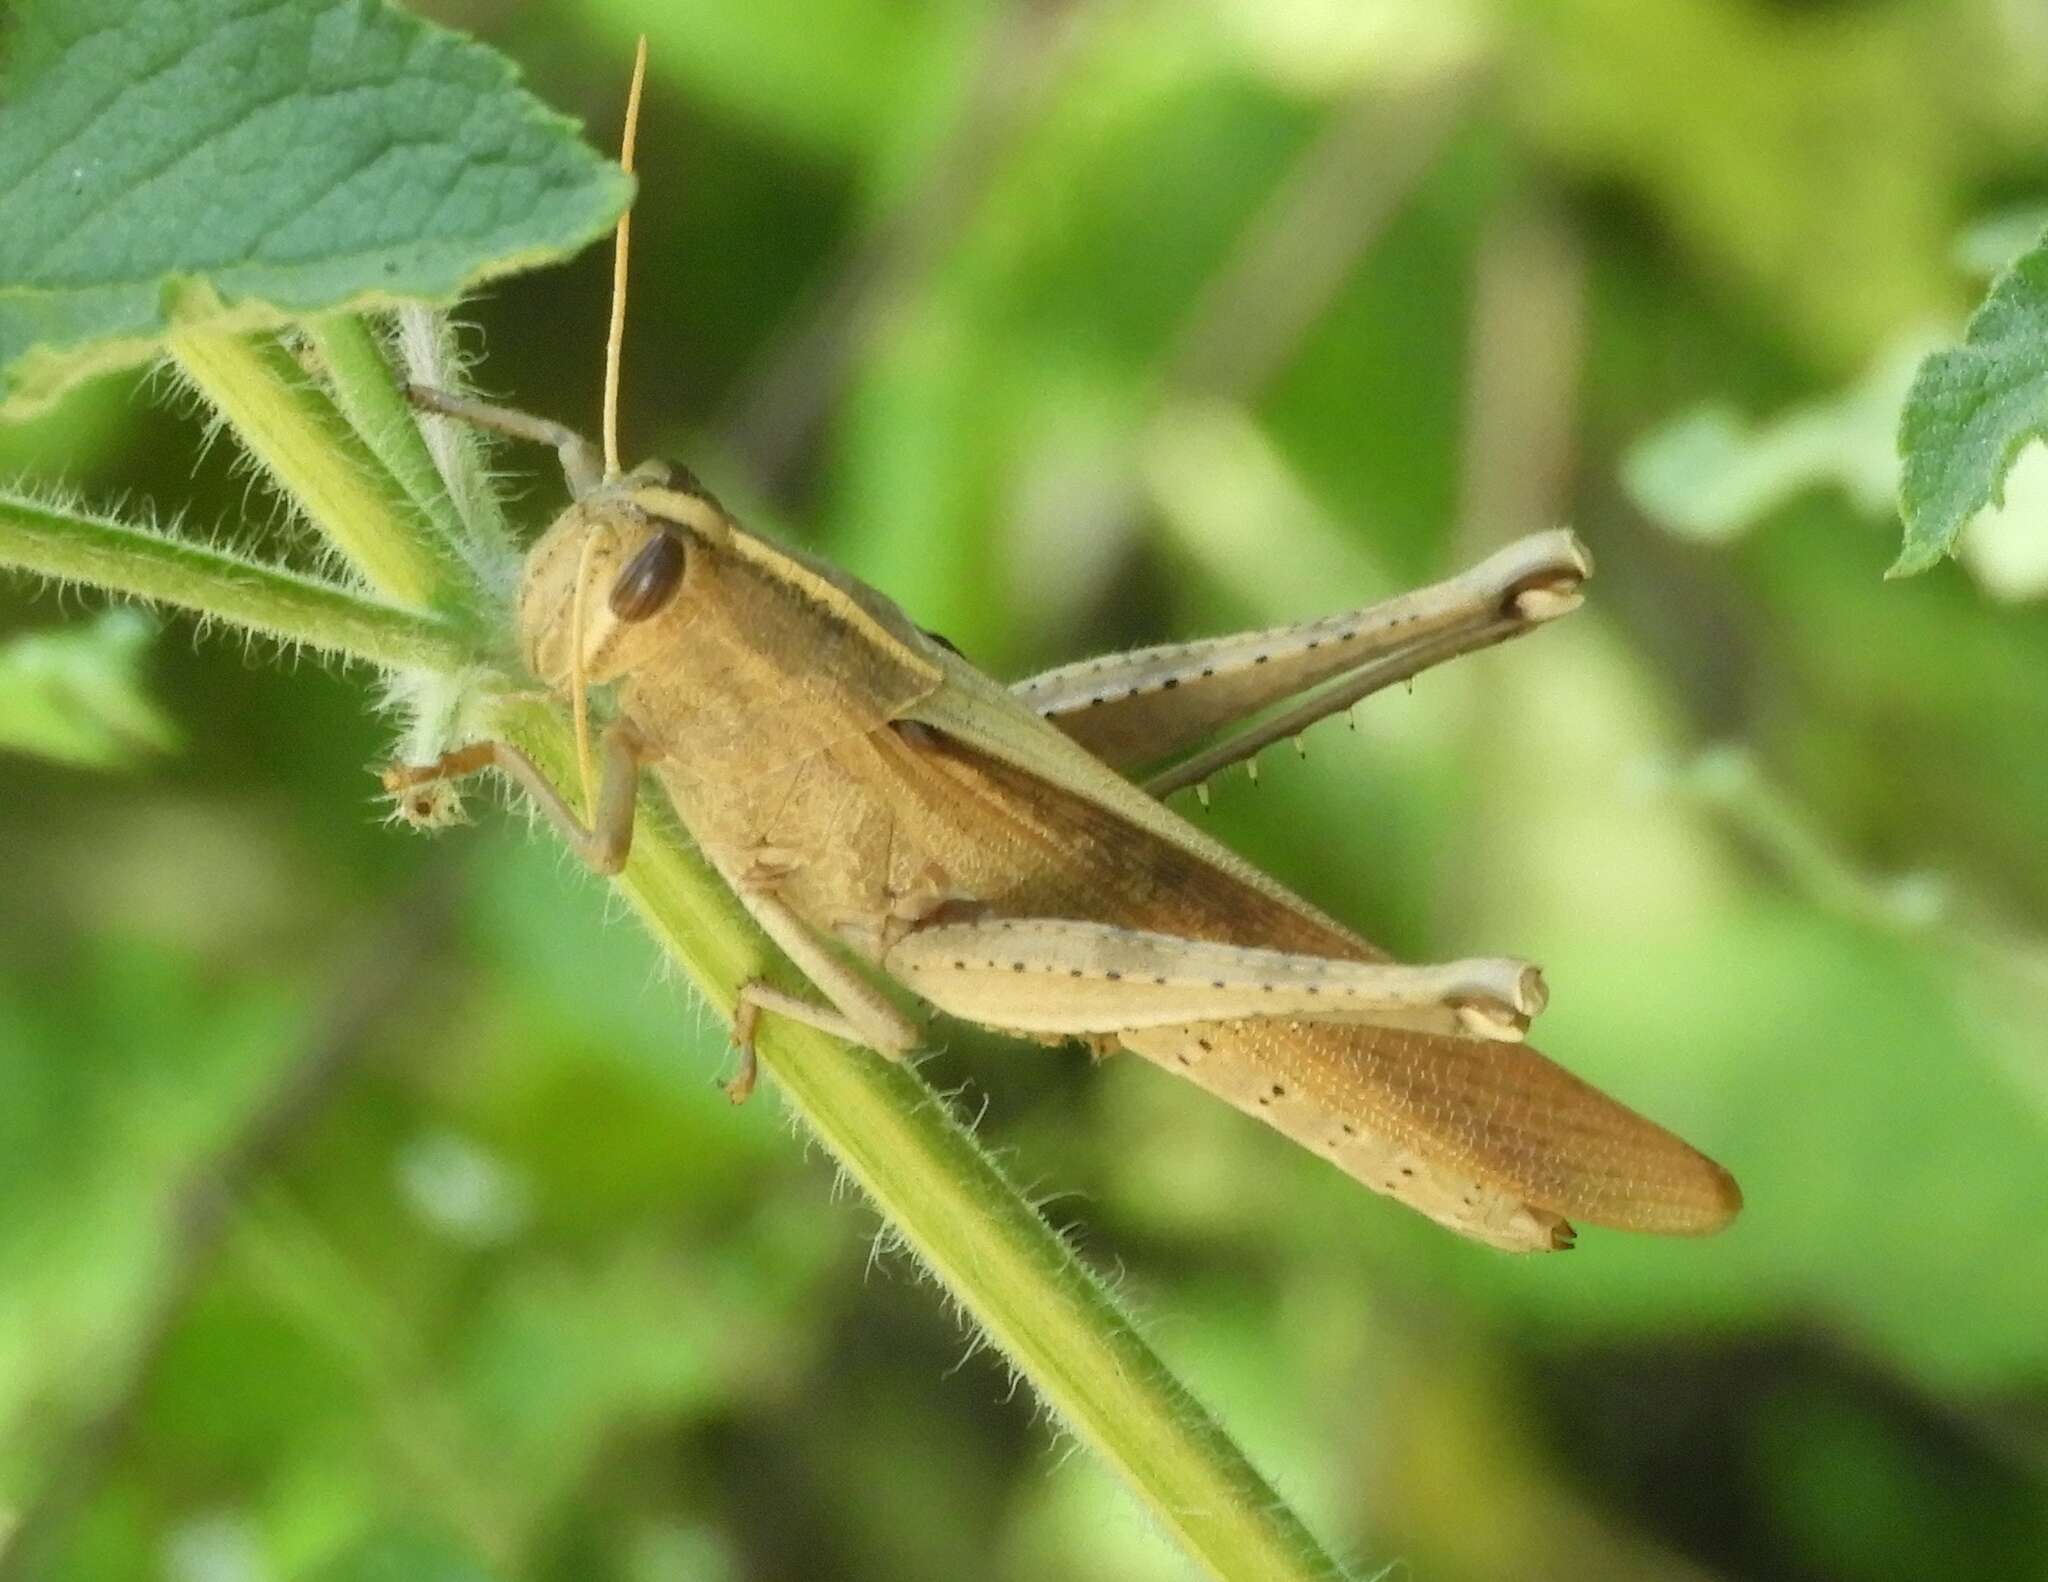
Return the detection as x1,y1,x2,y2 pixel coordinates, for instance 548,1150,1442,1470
608,531,686,622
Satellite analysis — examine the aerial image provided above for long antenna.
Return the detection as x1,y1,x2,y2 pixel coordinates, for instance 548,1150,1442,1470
571,36,649,817
602,35,649,481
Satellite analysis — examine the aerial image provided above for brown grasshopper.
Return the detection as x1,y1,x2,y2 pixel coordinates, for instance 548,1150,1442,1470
383,387,1740,1252
384,48,1738,1252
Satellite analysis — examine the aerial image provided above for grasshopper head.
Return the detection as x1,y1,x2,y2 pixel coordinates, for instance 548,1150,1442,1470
514,469,730,691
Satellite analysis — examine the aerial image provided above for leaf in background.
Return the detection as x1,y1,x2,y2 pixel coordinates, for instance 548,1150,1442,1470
1519,0,1956,365
585,0,946,159
0,0,632,417
1896,245,2048,577
0,607,177,768
1624,332,1937,544
301,1524,504,1582
1952,204,2048,279
1209,0,1487,96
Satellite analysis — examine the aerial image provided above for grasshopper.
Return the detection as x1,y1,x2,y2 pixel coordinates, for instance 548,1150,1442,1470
384,55,1739,1254
383,403,1739,1252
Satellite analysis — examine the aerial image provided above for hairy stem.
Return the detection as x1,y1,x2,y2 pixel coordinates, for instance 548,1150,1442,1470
0,491,472,672
341,320,1350,1578
499,703,1352,1582
168,331,474,619
76,320,1357,1581
305,314,503,575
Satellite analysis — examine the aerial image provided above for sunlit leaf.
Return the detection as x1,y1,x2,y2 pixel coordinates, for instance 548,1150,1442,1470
0,0,631,417
1625,333,1934,544
0,607,177,768
1896,245,2048,576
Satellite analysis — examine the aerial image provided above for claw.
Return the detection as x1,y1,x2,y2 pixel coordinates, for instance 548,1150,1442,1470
1449,961,1547,1041
1506,570,1585,623
1454,1002,1530,1041
389,780,467,830
723,1044,759,1104
379,747,490,830
1492,529,1591,623
725,999,761,1104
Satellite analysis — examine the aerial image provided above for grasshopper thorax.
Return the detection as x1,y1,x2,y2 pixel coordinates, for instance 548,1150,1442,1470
513,459,950,788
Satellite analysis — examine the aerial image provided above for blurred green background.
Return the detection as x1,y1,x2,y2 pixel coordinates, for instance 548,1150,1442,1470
6,0,2048,1578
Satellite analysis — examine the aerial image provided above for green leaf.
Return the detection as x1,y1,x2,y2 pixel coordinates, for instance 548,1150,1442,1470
1895,243,2048,577
303,1526,503,1582
1626,332,1936,544
0,607,177,768
0,0,632,418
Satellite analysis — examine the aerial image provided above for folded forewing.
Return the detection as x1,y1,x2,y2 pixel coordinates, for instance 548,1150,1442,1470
1119,1016,1741,1250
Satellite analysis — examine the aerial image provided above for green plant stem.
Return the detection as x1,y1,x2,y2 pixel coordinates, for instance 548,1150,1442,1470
0,491,472,672
493,703,1349,1580
154,327,1358,1582
305,314,499,573
389,307,518,558
168,331,472,618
